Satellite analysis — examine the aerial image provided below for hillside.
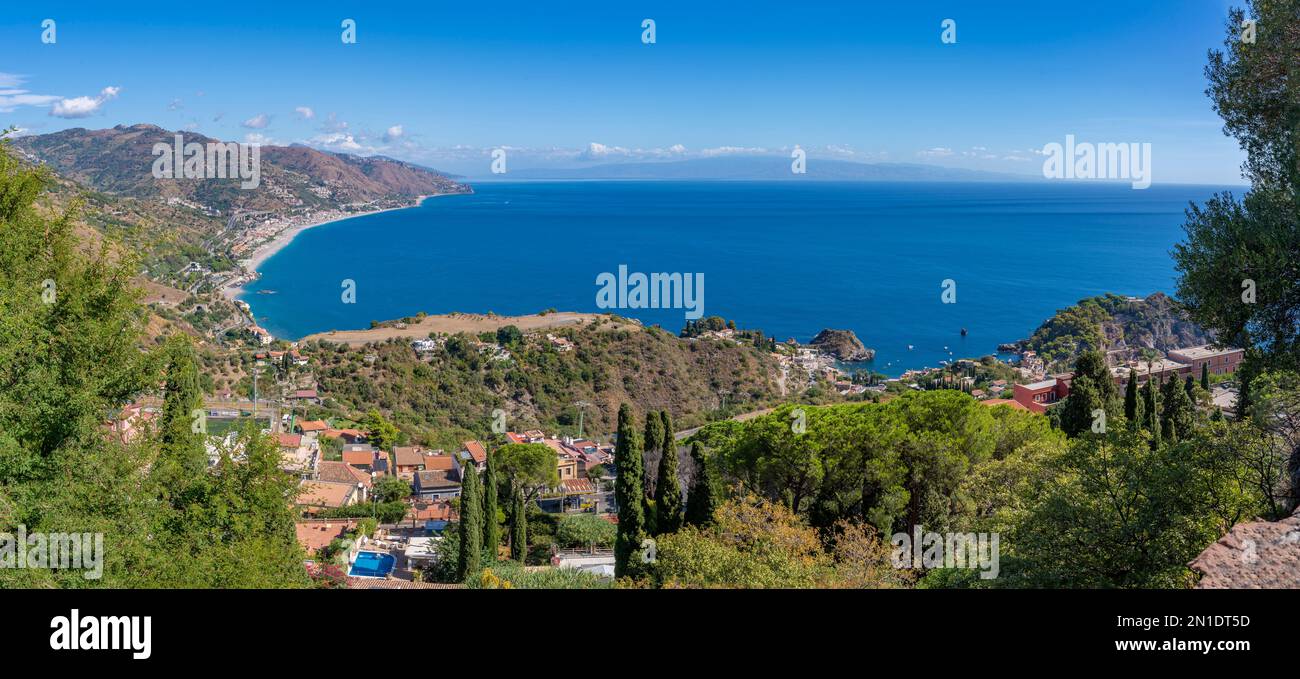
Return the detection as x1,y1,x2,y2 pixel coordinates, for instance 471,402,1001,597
298,321,787,446
1020,292,1212,366
14,124,467,214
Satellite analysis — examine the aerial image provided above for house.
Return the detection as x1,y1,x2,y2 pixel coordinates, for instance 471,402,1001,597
294,518,361,555
392,446,429,478
297,419,329,434
454,440,488,478
546,333,574,352
316,460,372,502
1111,358,1192,387
289,389,320,405
423,453,457,478
325,428,367,445
250,325,273,345
342,444,379,469
1166,345,1244,377
412,470,461,500
406,500,456,532
1012,377,1070,414
297,480,361,513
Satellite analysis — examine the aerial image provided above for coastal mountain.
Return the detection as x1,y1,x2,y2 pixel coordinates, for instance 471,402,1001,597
487,156,1037,182
12,124,469,214
1018,292,1212,366
809,329,875,361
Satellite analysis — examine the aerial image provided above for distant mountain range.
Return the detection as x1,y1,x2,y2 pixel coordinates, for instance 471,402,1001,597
484,156,1039,182
12,124,468,215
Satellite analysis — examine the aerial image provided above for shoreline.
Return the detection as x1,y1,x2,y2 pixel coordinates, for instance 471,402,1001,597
220,193,456,302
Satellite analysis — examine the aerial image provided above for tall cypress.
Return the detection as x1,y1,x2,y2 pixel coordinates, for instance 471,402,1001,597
642,409,663,534
482,449,499,561
614,404,646,578
157,336,206,486
684,442,718,527
510,487,527,562
1145,374,1161,448
1200,362,1210,392
654,410,683,534
1123,368,1142,425
456,462,483,580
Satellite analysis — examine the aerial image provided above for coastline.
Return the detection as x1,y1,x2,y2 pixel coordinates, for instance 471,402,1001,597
221,194,450,302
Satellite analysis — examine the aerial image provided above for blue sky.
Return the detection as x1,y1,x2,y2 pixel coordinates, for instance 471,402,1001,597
0,0,1248,183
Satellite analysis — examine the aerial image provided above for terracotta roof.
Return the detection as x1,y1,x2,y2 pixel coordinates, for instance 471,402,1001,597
325,428,365,441
298,419,328,433
560,478,596,494
318,460,372,488
422,454,455,471
276,433,303,448
342,449,376,467
291,389,318,399
409,501,455,522
1190,510,1300,588
297,480,357,509
393,446,426,468
295,519,358,552
462,440,488,464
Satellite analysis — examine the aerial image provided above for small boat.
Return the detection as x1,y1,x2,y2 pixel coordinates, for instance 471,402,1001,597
960,327,968,336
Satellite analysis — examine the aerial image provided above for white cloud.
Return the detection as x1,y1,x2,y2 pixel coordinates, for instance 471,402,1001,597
243,132,278,146
917,147,955,158
383,125,403,142
242,113,270,129
700,146,768,157
310,132,364,151
320,113,348,132
168,98,183,111
294,106,315,120
50,86,120,118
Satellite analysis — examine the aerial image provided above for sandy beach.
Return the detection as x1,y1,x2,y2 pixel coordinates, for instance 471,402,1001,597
301,312,641,346
220,194,447,301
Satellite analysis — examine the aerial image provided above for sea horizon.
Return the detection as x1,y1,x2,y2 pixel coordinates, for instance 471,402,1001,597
240,179,1236,375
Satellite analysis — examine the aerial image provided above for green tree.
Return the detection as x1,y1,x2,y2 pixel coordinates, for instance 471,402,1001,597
1144,374,1161,447
614,404,646,578
654,411,683,534
643,409,664,533
510,487,527,562
1160,373,1196,444
1124,368,1143,426
457,462,483,580
495,442,559,504
362,409,399,451
684,442,719,527
155,336,207,489
483,451,500,561
374,475,412,503
1058,374,1103,438
1201,362,1211,391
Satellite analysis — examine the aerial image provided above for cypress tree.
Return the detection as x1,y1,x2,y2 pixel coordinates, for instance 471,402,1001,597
1201,362,1210,392
1074,350,1118,405
457,462,483,580
482,449,499,561
157,336,207,485
1145,374,1161,448
1124,368,1141,424
1059,374,1102,437
510,487,527,562
654,411,683,534
1162,374,1195,443
1185,374,1197,401
642,410,663,534
684,442,718,527
614,404,646,578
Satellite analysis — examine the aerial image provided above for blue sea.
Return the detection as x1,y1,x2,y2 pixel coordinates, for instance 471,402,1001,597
241,181,1237,375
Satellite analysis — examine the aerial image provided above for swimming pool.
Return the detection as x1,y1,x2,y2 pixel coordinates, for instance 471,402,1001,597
348,551,396,578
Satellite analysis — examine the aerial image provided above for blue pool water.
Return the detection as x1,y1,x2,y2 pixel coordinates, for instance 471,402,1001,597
348,551,395,578
242,181,1239,375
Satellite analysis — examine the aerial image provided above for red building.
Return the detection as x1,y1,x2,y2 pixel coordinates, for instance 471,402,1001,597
1012,375,1072,414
